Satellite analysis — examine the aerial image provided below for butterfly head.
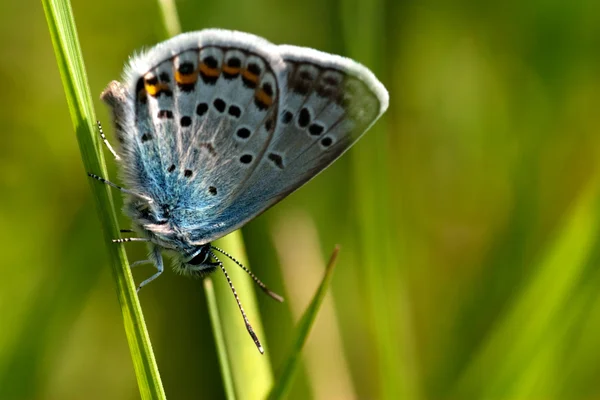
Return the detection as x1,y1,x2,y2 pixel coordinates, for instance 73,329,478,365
174,243,217,277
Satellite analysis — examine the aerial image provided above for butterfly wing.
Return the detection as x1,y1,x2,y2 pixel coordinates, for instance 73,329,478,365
209,44,389,240
104,30,285,222
103,30,387,243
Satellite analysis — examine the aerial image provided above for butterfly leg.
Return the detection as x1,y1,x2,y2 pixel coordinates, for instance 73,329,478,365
96,120,121,160
130,259,152,269
135,246,164,292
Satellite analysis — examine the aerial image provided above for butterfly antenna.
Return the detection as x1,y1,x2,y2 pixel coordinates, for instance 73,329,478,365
96,120,121,160
211,245,284,303
212,254,264,354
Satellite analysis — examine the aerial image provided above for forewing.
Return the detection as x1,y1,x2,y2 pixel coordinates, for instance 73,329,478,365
190,42,389,243
103,30,284,220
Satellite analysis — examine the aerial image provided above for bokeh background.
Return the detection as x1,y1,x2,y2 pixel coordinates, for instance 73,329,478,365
2,0,600,398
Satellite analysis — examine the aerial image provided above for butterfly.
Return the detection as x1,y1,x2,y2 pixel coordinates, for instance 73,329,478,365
90,29,388,353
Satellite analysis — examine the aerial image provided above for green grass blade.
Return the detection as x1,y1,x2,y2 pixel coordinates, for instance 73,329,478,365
454,171,600,398
340,0,419,398
213,232,275,398
267,246,341,400
157,0,182,39
204,278,237,400
41,0,165,398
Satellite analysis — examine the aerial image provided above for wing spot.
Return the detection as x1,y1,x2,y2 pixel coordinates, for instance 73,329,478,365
200,56,219,84
223,57,241,79
236,127,251,139
145,75,158,86
321,137,333,147
203,56,218,68
309,123,324,136
242,63,260,88
180,116,192,127
228,105,241,118
255,83,274,110
136,78,147,104
240,154,253,164
167,164,176,173
176,62,197,90
262,82,273,96
213,98,226,113
159,72,170,82
268,153,284,169
141,133,152,142
292,68,315,94
247,63,261,75
227,57,241,67
178,62,195,74
208,186,218,195
196,102,209,116
298,107,311,128
282,110,293,124
157,110,173,119
144,73,172,97
184,169,193,178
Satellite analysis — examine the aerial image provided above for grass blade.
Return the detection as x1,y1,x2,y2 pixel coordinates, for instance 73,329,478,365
339,0,419,397
41,0,165,398
204,278,237,400
454,170,600,398
268,246,341,400
213,232,276,398
157,0,182,39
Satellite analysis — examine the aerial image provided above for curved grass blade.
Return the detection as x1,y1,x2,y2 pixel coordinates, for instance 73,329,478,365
267,246,341,400
453,171,600,398
41,0,165,398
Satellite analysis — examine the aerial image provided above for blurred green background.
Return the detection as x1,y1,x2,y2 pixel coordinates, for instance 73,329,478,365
2,0,600,398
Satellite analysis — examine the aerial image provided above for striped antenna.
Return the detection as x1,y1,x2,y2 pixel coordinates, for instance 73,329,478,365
96,120,121,160
211,245,284,302
211,253,264,354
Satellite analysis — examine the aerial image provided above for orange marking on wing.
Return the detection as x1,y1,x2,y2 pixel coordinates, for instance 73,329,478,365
222,65,240,75
175,69,198,85
199,63,220,77
255,89,273,107
145,82,170,96
242,69,259,84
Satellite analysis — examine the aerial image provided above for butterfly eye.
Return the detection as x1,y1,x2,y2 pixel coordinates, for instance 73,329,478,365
187,245,211,265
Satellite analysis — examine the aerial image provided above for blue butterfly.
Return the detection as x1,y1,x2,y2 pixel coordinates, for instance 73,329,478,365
90,29,388,352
